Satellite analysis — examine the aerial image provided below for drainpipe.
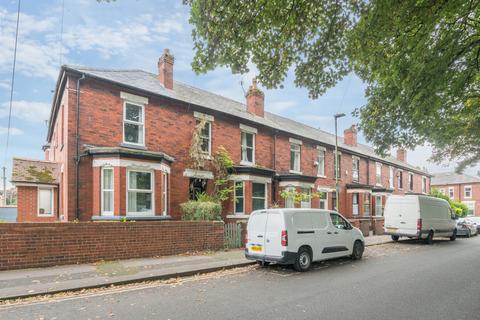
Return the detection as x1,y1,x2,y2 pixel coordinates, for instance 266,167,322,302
272,132,277,204
75,74,85,220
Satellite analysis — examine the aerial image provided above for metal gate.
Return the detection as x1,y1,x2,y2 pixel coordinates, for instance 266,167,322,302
224,223,243,249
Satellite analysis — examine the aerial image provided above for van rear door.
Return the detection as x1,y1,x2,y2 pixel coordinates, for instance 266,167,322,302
385,196,419,236
264,211,284,258
246,210,267,255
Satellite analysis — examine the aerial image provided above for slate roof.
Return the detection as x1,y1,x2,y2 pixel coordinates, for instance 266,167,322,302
431,172,480,185
11,158,60,185
61,65,429,176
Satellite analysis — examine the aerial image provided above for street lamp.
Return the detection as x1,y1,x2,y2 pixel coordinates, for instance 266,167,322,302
334,113,346,211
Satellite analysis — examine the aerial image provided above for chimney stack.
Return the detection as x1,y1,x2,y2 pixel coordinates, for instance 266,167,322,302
246,77,264,117
396,148,407,162
343,125,357,146
158,48,174,90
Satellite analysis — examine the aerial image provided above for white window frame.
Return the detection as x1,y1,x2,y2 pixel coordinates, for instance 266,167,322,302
290,143,301,173
352,156,360,182
101,167,114,216
122,101,145,146
464,185,472,199
398,170,404,190
389,166,394,189
126,169,154,216
240,131,255,165
198,120,212,156
408,173,414,191
234,181,245,214
422,176,427,193
462,201,475,216
319,191,328,210
252,182,267,211
352,193,359,216
284,185,295,209
162,172,168,216
375,162,382,186
300,187,311,208
37,187,54,217
375,195,383,216
448,187,454,199
317,146,326,177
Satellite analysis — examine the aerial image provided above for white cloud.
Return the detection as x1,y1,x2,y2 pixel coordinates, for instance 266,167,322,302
0,100,51,122
0,127,23,135
155,20,184,33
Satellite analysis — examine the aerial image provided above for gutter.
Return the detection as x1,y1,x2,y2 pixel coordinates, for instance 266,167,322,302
75,74,85,220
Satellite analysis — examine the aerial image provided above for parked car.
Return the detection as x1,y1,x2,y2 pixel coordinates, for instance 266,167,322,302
245,209,365,272
456,218,478,237
465,216,480,234
384,195,457,244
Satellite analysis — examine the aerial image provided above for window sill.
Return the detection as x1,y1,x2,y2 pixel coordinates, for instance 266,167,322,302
92,215,171,221
120,143,147,150
240,161,255,166
289,170,303,174
317,174,326,178
226,214,249,219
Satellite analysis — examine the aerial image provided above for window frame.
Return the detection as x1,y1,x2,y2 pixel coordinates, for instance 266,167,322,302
398,170,403,190
284,185,295,209
252,182,267,211
464,185,472,199
162,172,168,216
126,169,154,216
375,162,382,186
448,187,454,199
101,167,114,216
375,195,383,216
352,156,360,183
408,173,414,191
317,147,326,177
290,143,301,173
197,120,212,156
389,166,394,189
122,101,145,146
334,151,342,179
234,181,245,214
240,131,255,165
318,191,328,210
300,187,311,208
37,187,54,217
422,176,427,193
352,193,359,216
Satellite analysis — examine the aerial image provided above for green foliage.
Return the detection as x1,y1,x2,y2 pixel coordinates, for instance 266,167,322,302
280,189,322,205
211,146,236,203
430,188,468,217
180,200,222,221
184,0,480,170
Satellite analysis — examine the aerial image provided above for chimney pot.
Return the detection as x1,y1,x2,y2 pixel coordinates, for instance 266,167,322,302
397,148,407,162
343,125,357,146
158,48,174,90
246,77,264,117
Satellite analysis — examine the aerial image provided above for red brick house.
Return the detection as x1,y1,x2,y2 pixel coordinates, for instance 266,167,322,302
431,172,480,216
12,49,431,231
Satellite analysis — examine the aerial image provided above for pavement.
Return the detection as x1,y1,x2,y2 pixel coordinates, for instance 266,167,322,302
1,236,478,320
0,235,392,301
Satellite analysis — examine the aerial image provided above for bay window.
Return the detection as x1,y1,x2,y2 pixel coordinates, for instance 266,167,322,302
162,173,168,215
285,186,295,208
234,181,245,214
123,102,144,145
352,193,359,215
127,170,153,215
300,187,311,208
375,195,383,216
252,183,266,211
319,192,328,209
363,193,370,216
101,167,114,216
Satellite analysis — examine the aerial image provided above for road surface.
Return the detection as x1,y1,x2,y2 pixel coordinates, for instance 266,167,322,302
1,236,479,320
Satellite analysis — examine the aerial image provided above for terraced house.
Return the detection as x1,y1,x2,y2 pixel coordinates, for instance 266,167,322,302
11,49,431,233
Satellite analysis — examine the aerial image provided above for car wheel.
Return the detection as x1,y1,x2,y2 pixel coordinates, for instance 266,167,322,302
424,231,434,244
450,229,457,241
351,240,364,260
256,260,270,267
293,247,312,272
391,235,400,242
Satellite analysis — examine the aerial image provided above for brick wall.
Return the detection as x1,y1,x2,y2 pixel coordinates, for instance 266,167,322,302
0,221,224,271
16,186,58,223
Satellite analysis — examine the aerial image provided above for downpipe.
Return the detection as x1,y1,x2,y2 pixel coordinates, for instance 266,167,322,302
75,74,85,220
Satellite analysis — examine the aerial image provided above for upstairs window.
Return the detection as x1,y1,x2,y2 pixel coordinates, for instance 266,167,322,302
422,176,427,193
464,185,472,198
352,157,360,182
241,131,255,164
389,167,394,189
376,162,382,185
197,120,212,155
290,143,301,172
448,187,454,199
408,173,414,191
398,171,403,189
317,147,325,177
334,152,342,179
123,102,144,145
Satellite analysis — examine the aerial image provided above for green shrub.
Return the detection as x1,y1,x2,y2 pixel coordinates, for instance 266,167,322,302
181,200,222,221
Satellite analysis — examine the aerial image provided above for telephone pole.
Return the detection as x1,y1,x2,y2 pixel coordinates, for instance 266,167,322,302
2,166,6,206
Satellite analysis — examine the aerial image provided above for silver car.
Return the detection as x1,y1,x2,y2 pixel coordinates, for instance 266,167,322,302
466,216,480,234
456,218,478,237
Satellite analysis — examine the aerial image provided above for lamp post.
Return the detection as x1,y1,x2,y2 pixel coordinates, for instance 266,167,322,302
334,113,346,211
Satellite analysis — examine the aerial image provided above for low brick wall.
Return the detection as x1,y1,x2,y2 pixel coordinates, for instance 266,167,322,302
0,221,224,271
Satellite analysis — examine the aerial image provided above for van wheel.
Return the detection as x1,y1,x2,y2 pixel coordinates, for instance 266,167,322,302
351,241,364,260
257,261,270,267
450,229,457,241
293,248,312,272
424,231,434,244
391,235,400,241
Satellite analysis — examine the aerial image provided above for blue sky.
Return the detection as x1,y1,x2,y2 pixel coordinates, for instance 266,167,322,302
0,0,477,186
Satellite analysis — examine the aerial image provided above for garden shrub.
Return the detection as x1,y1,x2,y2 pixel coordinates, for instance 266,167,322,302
181,200,222,221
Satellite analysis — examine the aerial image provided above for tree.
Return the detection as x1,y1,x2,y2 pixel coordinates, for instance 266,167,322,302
184,0,480,171
430,188,468,217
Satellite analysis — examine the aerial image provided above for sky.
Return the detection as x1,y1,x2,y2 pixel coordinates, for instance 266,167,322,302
0,0,478,187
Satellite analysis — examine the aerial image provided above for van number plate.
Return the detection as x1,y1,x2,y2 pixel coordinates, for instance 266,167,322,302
386,228,398,233
251,245,263,252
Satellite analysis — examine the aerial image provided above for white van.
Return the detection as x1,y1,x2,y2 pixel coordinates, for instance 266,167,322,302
384,194,457,243
245,209,365,272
